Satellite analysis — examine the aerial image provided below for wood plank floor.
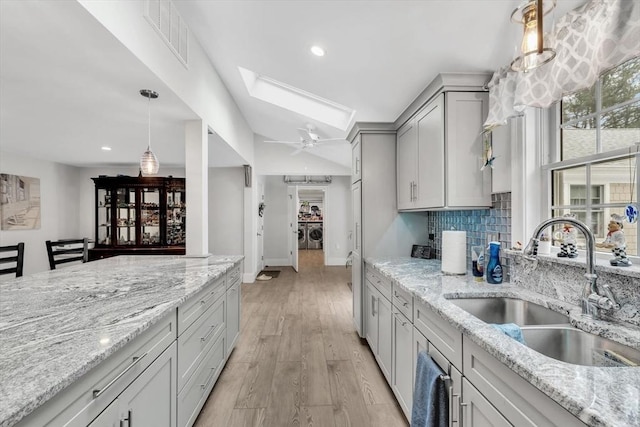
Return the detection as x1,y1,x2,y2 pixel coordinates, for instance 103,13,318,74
194,250,408,427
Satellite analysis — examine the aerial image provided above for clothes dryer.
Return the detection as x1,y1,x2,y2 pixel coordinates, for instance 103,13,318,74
307,222,323,249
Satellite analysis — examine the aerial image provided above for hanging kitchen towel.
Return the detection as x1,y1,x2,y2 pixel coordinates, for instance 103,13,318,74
441,230,467,275
411,351,449,427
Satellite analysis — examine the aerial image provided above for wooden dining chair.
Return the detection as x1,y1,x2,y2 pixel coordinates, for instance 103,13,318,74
0,242,25,277
45,238,88,270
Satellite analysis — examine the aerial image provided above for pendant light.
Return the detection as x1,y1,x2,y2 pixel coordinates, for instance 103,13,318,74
140,89,159,175
510,0,556,72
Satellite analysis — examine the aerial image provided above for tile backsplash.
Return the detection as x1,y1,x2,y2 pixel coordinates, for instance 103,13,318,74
426,192,512,276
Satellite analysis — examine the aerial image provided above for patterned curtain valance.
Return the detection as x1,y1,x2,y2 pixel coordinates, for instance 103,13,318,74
485,0,640,129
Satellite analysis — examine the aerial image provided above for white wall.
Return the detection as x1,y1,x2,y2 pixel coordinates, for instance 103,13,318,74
0,151,83,276
262,175,351,266
77,1,254,166
209,167,244,255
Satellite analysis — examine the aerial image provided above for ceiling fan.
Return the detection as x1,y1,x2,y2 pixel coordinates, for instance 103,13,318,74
264,125,345,155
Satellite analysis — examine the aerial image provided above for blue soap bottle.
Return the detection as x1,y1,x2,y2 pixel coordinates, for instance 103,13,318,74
486,242,503,284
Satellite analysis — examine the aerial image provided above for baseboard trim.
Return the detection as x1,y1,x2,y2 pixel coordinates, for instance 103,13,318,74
327,257,348,266
263,258,290,267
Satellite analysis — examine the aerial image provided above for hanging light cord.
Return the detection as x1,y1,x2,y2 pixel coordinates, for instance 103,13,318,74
147,94,152,151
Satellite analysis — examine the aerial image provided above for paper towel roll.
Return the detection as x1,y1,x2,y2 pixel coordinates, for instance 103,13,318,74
441,230,467,275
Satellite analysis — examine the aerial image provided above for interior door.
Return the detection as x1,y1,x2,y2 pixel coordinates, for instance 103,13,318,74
288,186,299,272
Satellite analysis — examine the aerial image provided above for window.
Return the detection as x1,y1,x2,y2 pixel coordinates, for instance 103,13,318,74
549,56,640,257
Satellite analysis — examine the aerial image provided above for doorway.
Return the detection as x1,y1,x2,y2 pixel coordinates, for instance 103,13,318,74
296,186,326,269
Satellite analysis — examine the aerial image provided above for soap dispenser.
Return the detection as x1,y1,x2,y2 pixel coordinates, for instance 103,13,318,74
486,242,503,284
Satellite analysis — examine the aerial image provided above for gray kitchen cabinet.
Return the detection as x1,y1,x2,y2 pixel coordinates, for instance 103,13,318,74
349,127,401,338
461,378,510,427
463,336,586,427
391,309,413,420
226,277,241,357
89,342,177,427
396,119,417,210
365,274,392,383
396,85,491,211
352,180,363,335
352,134,361,184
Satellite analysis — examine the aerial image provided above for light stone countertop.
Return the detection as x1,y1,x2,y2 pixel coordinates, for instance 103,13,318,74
0,255,243,427
366,257,640,427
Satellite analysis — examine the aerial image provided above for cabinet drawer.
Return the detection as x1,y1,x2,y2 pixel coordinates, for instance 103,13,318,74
414,299,462,370
177,296,225,392
177,335,226,427
392,283,413,321
18,313,176,427
365,266,391,301
226,263,241,289
463,336,586,427
178,275,225,335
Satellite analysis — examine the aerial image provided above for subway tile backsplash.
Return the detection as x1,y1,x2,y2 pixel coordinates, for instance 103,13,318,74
426,192,512,277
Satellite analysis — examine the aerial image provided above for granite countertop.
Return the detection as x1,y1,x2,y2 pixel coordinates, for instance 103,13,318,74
0,255,243,427
366,257,640,427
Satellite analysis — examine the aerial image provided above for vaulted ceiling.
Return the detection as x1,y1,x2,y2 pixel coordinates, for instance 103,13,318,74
0,0,585,171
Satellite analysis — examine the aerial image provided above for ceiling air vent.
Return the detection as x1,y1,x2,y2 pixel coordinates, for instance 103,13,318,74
145,0,189,67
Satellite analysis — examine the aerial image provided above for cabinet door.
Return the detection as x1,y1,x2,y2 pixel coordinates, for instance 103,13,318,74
364,280,378,352
352,251,363,337
352,135,362,183
461,378,510,427
88,400,120,427
445,91,491,207
416,94,445,209
117,343,177,427
226,280,241,357
396,119,417,210
391,310,413,421
377,294,392,383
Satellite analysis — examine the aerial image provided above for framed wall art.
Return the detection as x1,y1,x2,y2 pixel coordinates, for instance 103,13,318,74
0,173,41,230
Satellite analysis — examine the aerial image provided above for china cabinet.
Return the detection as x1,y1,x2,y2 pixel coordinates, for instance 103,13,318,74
90,175,186,260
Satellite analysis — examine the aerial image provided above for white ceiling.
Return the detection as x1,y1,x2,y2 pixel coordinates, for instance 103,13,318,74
0,0,586,171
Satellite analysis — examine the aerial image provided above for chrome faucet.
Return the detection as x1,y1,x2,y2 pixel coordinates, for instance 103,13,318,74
524,217,620,319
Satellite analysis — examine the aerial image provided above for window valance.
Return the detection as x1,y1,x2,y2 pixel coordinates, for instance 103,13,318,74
485,0,640,129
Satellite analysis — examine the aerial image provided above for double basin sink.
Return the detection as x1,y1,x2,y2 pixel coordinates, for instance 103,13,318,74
447,297,640,367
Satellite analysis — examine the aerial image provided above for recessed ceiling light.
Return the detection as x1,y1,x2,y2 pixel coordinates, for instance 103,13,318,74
101,146,112,151
310,46,325,57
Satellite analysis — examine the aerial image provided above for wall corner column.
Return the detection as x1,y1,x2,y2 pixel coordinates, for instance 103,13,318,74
185,120,210,257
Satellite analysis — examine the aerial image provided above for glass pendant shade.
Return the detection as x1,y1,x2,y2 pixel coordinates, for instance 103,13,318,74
139,89,159,176
140,148,159,175
510,0,556,72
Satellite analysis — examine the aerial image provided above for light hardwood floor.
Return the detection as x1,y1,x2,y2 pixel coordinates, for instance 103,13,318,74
194,250,408,427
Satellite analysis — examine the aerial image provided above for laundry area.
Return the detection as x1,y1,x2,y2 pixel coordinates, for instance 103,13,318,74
297,189,324,254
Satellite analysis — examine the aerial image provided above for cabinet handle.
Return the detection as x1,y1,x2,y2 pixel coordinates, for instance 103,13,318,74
409,182,413,201
371,295,376,316
412,182,418,201
120,410,132,427
393,311,407,327
201,323,218,342
93,353,148,399
355,158,360,175
394,292,409,307
201,367,216,390
457,395,468,427
448,386,454,426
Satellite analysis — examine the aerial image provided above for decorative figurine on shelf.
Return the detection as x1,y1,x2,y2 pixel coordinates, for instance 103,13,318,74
596,214,632,267
557,213,578,258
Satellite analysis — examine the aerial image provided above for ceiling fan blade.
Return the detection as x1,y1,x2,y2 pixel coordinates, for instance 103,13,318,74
316,138,346,143
264,140,301,144
297,128,312,139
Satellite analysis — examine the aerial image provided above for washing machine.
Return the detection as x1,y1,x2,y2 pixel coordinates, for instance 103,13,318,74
298,222,307,249
307,222,323,250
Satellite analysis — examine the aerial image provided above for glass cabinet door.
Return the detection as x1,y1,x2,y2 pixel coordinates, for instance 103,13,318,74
166,188,186,245
97,188,112,245
116,187,136,246
140,187,161,245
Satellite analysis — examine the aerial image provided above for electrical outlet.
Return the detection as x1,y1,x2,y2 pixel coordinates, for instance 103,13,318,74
429,233,435,241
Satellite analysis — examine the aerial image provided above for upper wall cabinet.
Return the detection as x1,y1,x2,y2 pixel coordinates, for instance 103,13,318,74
397,90,491,211
352,134,362,184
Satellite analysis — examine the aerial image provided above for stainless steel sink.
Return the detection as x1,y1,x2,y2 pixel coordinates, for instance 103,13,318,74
521,326,640,367
447,297,569,326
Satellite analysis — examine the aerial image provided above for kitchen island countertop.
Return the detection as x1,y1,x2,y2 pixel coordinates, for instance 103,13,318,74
366,257,640,427
0,255,243,427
